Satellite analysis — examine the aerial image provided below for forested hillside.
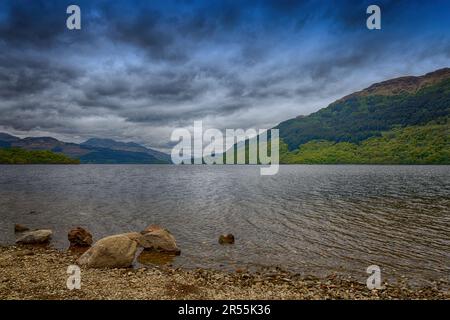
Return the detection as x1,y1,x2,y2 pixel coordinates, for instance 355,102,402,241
277,69,450,151
0,148,80,164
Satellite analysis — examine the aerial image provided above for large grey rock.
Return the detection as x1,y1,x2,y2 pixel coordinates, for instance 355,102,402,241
77,234,138,268
16,229,52,244
138,225,181,255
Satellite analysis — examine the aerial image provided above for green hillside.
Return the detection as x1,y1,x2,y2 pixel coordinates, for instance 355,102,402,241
0,148,80,164
277,70,450,151
280,120,449,164
224,69,450,165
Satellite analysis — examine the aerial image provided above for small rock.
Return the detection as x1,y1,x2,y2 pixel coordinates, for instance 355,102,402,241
68,227,93,247
219,234,235,244
16,229,52,244
14,224,30,233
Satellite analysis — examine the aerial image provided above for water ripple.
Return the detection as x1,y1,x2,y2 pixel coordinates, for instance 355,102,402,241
0,164,449,287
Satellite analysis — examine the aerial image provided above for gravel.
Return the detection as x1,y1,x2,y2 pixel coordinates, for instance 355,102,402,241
0,246,448,300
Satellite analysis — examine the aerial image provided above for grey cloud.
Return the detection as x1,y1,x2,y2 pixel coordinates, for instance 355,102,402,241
0,53,82,99
122,101,248,127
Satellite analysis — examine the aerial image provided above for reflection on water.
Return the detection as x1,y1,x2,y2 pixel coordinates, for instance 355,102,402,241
137,250,176,266
0,164,449,287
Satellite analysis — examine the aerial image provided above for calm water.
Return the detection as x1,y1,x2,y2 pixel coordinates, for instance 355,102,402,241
0,165,449,287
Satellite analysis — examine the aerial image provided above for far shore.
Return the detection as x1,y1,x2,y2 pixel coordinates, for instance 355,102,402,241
0,246,448,300
1,163,450,166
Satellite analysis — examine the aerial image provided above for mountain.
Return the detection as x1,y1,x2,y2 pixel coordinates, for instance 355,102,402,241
0,132,20,142
0,133,21,148
76,147,168,164
0,135,172,164
339,67,450,99
273,68,450,164
81,138,171,163
226,68,449,164
277,68,450,151
11,137,90,159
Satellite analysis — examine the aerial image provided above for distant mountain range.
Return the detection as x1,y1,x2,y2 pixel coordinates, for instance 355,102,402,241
81,138,171,163
0,134,172,164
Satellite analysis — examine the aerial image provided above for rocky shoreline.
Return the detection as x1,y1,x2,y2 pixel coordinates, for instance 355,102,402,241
0,245,448,300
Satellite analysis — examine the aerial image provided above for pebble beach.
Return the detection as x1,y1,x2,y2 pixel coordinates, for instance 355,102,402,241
1,246,448,300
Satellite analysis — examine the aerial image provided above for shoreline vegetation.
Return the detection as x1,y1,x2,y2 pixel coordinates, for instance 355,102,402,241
219,120,449,165
0,245,448,300
1,120,447,165
1,123,449,166
279,121,449,165
0,148,79,164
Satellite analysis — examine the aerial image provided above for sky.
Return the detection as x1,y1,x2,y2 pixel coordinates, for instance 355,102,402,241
0,0,449,152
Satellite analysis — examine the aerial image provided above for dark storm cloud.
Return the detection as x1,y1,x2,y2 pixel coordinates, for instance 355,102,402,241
76,67,215,109
107,10,185,62
124,102,249,126
0,0,449,150
0,54,81,99
0,0,103,48
0,0,65,47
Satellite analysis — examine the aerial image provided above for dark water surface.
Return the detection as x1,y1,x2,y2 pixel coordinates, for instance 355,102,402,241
0,165,449,287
